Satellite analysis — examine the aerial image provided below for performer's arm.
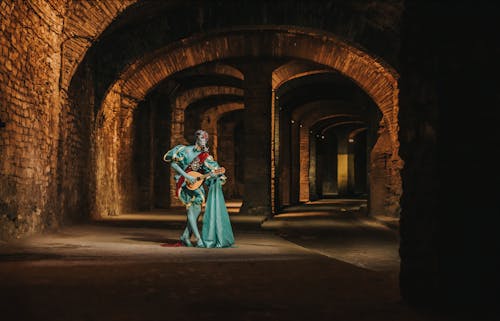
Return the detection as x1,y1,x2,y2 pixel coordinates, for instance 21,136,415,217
163,145,196,184
171,162,196,184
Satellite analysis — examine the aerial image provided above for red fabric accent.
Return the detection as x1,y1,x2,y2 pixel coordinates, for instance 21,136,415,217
176,175,186,197
175,152,210,197
197,152,210,164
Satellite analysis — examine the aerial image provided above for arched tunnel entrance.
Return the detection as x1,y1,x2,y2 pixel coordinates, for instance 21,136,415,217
109,53,400,220
78,27,402,221
271,63,396,220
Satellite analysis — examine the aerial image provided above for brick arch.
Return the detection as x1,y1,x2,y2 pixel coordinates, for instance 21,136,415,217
95,27,400,217
275,70,336,91
292,100,367,125
171,86,243,146
200,102,245,160
61,1,139,92
181,62,244,80
290,100,366,202
349,127,368,140
311,118,367,199
171,102,245,204
320,121,366,135
201,104,245,201
170,87,242,207
272,60,334,89
113,28,399,142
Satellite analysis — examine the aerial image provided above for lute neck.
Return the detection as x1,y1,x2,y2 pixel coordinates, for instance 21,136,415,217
201,169,224,179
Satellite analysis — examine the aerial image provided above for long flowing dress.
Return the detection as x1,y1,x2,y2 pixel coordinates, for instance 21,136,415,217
202,176,235,248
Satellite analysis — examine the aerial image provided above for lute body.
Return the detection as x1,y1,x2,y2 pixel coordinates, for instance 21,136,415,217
186,168,225,190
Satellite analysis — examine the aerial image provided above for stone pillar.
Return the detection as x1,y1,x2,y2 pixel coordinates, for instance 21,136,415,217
279,109,291,207
153,94,171,209
238,61,277,216
308,132,319,200
169,99,187,207
201,109,218,159
369,121,391,216
218,120,237,199
299,124,310,202
336,129,350,196
347,137,356,194
290,118,300,204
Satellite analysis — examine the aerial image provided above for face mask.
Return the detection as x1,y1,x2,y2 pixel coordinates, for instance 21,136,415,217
195,130,209,147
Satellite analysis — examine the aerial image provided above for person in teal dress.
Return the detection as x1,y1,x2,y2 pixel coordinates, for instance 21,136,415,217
163,129,235,248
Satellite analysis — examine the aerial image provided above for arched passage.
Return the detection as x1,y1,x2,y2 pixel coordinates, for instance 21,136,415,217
298,103,368,202
200,103,245,202
200,102,245,158
171,86,243,146
94,27,400,218
272,60,335,89
313,120,367,197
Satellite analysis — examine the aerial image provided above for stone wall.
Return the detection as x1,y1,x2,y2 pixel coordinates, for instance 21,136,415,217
369,119,401,217
0,0,65,240
0,0,138,239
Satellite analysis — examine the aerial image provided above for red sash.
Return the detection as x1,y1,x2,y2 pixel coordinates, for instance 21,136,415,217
176,152,209,197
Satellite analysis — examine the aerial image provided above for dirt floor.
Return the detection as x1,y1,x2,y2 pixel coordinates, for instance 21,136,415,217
0,202,489,321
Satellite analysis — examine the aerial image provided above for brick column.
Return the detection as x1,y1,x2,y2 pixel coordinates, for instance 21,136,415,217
308,133,319,201
237,61,277,216
218,120,237,198
169,98,187,207
347,137,356,194
369,121,391,216
336,129,350,196
290,118,300,204
299,124,310,202
279,109,291,207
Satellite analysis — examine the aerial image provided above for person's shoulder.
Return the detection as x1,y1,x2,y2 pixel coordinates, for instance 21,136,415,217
165,144,189,161
171,144,191,152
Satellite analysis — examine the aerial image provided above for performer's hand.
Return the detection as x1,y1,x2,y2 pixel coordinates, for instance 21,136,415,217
186,175,197,184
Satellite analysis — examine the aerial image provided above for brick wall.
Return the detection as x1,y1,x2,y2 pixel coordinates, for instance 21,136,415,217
0,0,65,239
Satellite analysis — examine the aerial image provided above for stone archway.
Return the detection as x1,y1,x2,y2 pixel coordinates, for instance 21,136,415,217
94,27,401,218
295,102,367,203
171,86,243,146
200,102,245,159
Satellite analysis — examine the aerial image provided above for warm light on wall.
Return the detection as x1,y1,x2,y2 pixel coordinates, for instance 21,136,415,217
338,153,348,191
348,138,354,143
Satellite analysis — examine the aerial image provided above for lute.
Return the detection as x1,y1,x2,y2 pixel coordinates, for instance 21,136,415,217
185,167,225,190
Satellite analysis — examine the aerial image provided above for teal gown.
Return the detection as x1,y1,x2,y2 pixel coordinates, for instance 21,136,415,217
202,176,235,248
164,144,234,248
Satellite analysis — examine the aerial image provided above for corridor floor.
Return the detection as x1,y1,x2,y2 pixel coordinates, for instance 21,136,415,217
0,209,458,321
